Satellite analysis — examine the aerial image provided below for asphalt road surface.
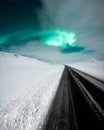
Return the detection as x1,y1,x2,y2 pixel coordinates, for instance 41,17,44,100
42,66,104,130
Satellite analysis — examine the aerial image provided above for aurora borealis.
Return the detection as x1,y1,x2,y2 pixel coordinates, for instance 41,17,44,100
0,0,104,63
39,29,76,48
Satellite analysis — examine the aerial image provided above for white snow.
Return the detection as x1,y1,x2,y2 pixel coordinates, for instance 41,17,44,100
0,52,60,104
0,66,64,130
68,59,104,81
0,53,64,130
0,52,104,130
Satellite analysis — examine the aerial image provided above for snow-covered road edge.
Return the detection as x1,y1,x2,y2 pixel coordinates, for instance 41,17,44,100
0,66,64,130
68,60,104,81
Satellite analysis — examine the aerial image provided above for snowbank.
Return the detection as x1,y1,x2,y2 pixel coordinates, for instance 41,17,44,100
0,65,64,130
0,52,59,104
68,59,104,81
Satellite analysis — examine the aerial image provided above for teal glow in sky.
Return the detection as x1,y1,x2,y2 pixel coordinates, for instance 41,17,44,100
40,29,76,48
0,28,77,48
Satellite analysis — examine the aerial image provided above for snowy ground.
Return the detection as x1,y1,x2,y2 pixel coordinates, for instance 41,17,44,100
0,66,64,130
0,52,60,104
69,59,104,81
0,52,64,130
0,52,104,130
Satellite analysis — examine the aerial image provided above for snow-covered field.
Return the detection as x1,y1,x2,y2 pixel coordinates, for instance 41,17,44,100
0,66,64,130
69,59,104,81
0,52,104,130
0,52,64,130
0,52,60,104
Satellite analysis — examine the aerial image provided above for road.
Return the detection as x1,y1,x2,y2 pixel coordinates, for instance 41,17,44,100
42,66,104,130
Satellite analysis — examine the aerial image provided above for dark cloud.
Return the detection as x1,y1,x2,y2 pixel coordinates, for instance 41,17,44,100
61,46,85,53
0,0,43,35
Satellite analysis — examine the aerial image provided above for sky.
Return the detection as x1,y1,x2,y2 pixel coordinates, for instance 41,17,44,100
0,0,104,63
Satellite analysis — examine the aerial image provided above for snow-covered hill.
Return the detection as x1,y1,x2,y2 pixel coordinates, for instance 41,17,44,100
0,52,104,130
1,52,104,105
0,52,60,104
69,59,104,81
0,65,64,130
0,52,64,130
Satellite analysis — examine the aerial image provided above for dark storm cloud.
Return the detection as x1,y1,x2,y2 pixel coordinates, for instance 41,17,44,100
0,0,104,34
0,0,44,34
61,46,85,53
1,0,104,37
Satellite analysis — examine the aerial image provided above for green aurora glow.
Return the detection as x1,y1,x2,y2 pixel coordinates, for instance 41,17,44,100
40,29,76,48
0,28,77,49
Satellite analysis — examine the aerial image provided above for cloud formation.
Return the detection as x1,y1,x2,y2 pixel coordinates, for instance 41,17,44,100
0,0,104,63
